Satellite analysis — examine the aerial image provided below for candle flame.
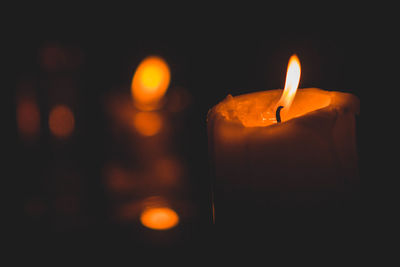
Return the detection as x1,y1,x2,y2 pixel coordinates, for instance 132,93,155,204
131,56,170,110
277,54,301,112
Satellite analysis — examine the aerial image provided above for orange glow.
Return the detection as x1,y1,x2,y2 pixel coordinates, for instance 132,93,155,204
277,54,301,111
217,89,331,127
17,97,40,140
133,111,162,136
140,207,179,230
49,105,75,138
131,56,170,110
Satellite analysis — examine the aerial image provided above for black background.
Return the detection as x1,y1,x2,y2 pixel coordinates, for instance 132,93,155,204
8,8,371,261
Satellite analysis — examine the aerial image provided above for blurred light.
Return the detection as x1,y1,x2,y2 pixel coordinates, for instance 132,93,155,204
133,111,162,136
49,105,75,139
140,207,179,230
131,56,170,110
17,97,40,140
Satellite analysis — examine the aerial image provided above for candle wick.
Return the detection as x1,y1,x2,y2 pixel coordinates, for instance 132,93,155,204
276,106,284,123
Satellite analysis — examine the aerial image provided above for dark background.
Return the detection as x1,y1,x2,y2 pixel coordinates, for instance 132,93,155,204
8,10,369,260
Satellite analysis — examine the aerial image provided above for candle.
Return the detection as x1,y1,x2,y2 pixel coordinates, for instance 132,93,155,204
207,55,360,226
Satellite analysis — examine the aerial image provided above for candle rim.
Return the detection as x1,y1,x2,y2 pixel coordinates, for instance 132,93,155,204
209,88,359,128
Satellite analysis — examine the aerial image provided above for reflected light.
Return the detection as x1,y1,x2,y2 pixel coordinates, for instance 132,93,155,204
49,105,75,138
133,111,162,136
140,207,179,230
131,56,170,110
17,97,40,140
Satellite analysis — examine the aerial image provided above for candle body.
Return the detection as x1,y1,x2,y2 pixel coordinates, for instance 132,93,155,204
207,88,359,227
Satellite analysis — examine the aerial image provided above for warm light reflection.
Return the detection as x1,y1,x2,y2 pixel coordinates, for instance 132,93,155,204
131,56,170,110
277,54,301,111
17,97,40,140
133,111,162,136
140,207,179,230
49,105,75,138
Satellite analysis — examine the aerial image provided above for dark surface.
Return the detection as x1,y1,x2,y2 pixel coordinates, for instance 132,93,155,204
9,13,367,260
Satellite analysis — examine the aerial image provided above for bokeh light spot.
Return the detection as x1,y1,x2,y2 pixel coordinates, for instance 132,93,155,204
140,207,179,230
133,111,162,136
49,105,75,138
131,56,170,110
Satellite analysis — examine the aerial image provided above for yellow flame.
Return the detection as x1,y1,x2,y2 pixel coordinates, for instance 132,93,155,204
131,56,170,110
277,54,301,111
140,207,179,230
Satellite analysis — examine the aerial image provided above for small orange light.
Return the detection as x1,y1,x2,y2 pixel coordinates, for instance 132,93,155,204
131,56,170,110
133,111,162,136
49,105,75,138
277,54,301,112
140,207,179,230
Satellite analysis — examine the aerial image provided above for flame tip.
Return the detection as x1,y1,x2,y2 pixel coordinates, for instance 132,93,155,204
276,54,302,116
